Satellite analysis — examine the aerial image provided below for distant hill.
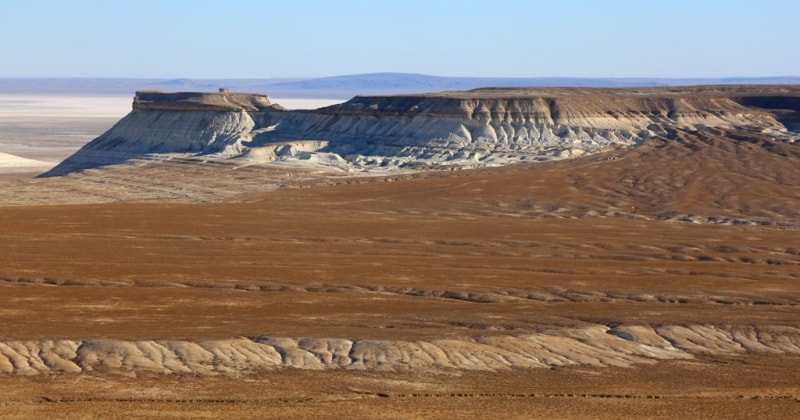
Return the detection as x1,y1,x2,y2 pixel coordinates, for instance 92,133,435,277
1,73,799,98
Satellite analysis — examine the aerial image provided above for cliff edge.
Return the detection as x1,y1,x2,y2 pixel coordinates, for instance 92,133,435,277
132,90,281,112
41,86,800,177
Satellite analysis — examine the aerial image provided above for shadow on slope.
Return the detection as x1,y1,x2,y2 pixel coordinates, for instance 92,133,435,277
735,95,800,131
271,128,800,225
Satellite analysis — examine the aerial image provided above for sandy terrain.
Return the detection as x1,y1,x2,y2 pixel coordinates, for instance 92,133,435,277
0,89,799,417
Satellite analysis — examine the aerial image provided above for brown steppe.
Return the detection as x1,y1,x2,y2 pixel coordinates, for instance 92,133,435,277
1,126,800,417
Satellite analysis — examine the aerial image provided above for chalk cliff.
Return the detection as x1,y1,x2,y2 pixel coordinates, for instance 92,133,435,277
42,86,800,176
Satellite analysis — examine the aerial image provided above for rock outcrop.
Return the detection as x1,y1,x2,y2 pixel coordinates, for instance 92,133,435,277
2,324,800,376
41,86,800,177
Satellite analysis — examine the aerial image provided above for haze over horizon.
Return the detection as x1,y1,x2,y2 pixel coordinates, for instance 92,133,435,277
2,0,798,80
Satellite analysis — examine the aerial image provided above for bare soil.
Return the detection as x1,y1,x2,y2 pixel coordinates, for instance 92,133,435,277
2,356,800,419
1,92,799,417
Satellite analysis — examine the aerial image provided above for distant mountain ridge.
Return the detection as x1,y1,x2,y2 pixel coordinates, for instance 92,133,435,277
2,73,800,98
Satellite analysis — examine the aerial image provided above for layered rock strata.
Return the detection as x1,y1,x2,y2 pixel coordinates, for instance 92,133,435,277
41,86,800,176
2,324,799,376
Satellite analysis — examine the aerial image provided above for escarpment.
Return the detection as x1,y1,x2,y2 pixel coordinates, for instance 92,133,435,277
4,324,800,376
41,86,800,177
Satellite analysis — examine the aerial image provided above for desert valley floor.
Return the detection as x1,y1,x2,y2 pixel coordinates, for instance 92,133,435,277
1,92,799,418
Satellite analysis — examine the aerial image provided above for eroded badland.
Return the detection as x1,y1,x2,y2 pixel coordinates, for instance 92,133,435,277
1,86,799,418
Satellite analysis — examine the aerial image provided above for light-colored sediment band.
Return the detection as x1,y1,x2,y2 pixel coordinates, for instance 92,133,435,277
2,324,798,376
43,87,799,177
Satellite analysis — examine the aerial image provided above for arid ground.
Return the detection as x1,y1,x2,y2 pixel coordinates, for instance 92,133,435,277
0,94,799,418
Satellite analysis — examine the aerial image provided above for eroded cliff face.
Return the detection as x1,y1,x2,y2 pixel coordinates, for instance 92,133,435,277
3,324,800,376
42,87,800,176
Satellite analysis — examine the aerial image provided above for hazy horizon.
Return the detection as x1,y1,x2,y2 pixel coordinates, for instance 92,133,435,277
2,73,799,99
2,1,798,79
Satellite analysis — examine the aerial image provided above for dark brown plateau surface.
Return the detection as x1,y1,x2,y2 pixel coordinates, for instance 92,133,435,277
1,85,799,418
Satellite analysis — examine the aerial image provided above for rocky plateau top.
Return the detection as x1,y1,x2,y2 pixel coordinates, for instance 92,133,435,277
42,85,800,177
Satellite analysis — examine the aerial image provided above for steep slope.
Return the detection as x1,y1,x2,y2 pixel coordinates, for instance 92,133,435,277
41,91,280,177
40,86,800,177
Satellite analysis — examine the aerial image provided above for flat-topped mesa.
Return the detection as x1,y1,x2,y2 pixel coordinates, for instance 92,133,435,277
249,86,799,169
288,86,800,138
133,90,282,112
41,85,800,177
322,86,790,123
41,89,278,177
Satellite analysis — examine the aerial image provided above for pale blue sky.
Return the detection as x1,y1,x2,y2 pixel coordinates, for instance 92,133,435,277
1,0,797,78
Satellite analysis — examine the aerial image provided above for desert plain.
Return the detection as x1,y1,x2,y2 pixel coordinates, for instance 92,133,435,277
0,90,799,418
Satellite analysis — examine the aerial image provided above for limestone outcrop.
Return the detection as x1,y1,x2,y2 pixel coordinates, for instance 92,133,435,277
41,86,800,177
2,324,800,376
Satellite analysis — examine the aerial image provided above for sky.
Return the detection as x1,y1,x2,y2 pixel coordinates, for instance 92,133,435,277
1,0,798,79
